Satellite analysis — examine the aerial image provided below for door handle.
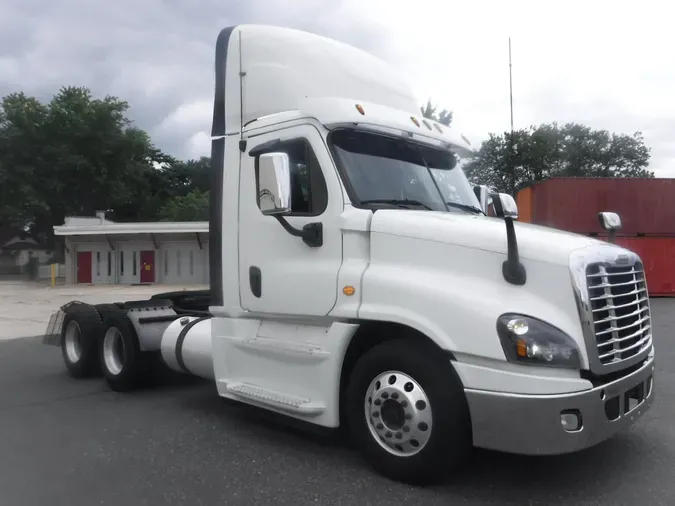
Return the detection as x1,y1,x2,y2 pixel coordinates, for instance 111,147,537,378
249,266,262,298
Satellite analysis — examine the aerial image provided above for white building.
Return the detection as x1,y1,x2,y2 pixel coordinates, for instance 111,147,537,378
54,212,209,285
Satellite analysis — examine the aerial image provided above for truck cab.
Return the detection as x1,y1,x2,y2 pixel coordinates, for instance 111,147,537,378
206,24,654,483
48,24,655,486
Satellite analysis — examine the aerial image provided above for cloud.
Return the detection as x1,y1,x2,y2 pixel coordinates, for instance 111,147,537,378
1,0,672,175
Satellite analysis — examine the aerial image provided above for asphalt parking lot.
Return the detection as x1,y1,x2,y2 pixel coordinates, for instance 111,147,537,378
0,295,673,506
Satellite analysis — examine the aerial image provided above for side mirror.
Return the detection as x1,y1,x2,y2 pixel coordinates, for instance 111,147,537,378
258,152,291,216
598,211,621,244
491,192,519,220
490,192,526,285
598,212,622,231
472,185,490,214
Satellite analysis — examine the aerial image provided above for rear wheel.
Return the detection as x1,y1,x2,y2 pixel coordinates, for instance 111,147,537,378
102,326,126,377
345,337,472,485
63,320,83,364
60,306,103,378
99,312,149,392
94,303,123,315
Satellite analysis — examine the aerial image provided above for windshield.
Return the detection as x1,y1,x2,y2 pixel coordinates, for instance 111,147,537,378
328,129,482,213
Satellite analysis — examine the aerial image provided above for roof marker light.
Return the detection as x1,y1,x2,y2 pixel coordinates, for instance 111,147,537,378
433,124,443,134
422,120,433,130
410,116,420,127
355,104,365,115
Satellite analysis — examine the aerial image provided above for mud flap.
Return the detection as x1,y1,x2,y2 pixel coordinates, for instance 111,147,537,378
44,309,66,346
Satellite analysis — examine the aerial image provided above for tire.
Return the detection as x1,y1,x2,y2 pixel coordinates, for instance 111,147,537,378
150,289,210,301
150,290,211,312
94,303,123,315
60,305,104,378
99,311,149,392
345,337,472,485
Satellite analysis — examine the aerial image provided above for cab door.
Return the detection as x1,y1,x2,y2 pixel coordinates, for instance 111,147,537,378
238,124,344,316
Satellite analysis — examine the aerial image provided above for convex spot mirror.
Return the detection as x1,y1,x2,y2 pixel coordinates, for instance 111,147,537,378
598,211,622,231
491,192,519,219
258,152,292,216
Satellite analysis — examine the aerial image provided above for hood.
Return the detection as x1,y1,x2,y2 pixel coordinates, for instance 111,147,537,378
369,209,606,266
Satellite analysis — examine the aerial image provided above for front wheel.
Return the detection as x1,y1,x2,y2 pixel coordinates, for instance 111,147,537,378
345,337,472,485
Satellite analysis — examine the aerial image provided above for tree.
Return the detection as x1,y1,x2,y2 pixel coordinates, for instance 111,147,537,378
420,98,452,126
0,93,50,229
160,156,210,197
157,189,210,221
148,156,211,222
463,122,653,195
0,86,166,244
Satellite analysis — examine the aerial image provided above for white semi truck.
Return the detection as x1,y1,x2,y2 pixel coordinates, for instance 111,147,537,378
45,24,655,485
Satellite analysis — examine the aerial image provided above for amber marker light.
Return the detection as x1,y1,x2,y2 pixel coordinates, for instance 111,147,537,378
410,116,420,127
343,285,356,296
516,338,528,358
355,104,365,115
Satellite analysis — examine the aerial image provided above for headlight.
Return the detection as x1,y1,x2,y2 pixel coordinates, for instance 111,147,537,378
496,313,581,369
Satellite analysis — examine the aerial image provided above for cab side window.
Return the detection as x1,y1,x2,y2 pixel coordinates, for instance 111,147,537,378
256,139,328,216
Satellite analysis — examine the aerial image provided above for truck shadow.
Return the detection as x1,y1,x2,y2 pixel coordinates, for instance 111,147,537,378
446,440,640,499
173,381,659,502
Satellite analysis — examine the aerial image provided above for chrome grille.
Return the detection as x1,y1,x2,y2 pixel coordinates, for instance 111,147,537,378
585,262,652,366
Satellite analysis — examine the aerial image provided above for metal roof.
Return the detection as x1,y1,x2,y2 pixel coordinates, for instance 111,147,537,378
53,221,209,236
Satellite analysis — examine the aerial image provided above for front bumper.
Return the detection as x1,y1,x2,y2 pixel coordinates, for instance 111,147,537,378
464,354,655,455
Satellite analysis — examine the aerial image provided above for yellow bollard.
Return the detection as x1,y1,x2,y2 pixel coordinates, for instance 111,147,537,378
51,263,56,287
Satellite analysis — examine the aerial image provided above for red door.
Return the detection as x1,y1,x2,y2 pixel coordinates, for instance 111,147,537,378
140,250,155,283
76,252,92,284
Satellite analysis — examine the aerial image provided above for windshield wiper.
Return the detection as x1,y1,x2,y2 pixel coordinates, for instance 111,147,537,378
445,202,484,215
360,199,432,210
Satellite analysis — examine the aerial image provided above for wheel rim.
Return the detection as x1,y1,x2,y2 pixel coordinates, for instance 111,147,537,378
364,370,432,457
103,327,125,376
64,320,82,364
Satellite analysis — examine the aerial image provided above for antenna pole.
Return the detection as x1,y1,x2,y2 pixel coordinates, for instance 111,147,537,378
508,37,516,196
509,37,514,133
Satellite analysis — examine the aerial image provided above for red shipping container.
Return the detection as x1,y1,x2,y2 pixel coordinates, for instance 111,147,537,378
598,236,675,296
518,177,675,235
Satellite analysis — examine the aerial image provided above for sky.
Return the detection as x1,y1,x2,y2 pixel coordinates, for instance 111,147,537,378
2,0,673,175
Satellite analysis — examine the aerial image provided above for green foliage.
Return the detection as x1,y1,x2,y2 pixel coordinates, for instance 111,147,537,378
160,156,210,197
0,86,212,246
1,87,159,243
420,99,452,126
0,92,51,227
150,156,211,222
0,85,656,247
158,189,210,222
463,122,653,195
